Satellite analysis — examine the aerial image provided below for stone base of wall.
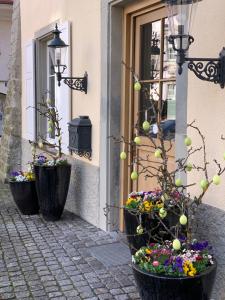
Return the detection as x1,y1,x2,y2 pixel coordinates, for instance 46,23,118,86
66,157,100,228
21,138,100,228
196,204,225,300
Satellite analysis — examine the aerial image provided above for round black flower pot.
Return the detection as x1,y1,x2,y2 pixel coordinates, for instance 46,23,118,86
132,262,217,300
34,164,71,221
9,181,39,215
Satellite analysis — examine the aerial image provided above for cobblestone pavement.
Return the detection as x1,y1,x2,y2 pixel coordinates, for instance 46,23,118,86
0,184,140,300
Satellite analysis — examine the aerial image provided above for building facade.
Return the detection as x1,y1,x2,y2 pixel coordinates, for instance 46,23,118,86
1,0,225,297
0,0,12,134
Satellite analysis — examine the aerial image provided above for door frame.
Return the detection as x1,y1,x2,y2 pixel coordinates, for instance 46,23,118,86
100,0,188,232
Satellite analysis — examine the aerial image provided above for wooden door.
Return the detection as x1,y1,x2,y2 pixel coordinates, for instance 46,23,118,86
132,8,177,192
120,2,177,230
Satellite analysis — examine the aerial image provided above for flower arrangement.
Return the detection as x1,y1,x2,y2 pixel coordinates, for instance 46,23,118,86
106,62,225,289
9,171,35,182
133,240,214,277
125,190,182,213
34,154,68,167
28,93,69,166
29,92,65,165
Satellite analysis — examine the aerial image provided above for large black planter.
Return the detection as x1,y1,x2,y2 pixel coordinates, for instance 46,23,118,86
9,181,39,215
124,209,151,254
124,209,176,254
132,262,217,300
124,208,187,254
34,164,71,221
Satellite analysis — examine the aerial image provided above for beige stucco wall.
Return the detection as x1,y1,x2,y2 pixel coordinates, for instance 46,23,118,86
20,0,101,166
187,0,225,210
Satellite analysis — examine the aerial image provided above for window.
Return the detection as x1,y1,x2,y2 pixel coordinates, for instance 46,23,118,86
139,17,176,137
36,34,56,143
26,21,71,154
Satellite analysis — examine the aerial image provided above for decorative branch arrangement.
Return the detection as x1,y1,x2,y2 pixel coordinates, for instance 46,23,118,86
28,93,66,166
108,61,225,249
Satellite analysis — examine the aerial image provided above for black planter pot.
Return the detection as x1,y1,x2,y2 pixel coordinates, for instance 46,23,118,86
124,209,173,254
124,209,187,254
9,181,39,215
132,262,217,300
124,209,151,254
34,164,71,221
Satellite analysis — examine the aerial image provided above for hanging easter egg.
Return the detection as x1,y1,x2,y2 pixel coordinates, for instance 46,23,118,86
131,171,138,181
175,178,182,187
200,179,208,190
159,208,167,218
154,149,162,158
134,136,141,145
213,175,221,185
184,137,192,147
136,225,144,234
142,121,150,132
185,163,192,172
120,152,127,160
173,239,181,250
134,81,142,91
179,214,188,225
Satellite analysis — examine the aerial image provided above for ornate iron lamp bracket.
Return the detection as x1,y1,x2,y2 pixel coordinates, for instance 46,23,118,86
185,48,225,88
62,72,88,94
56,71,88,94
168,33,225,88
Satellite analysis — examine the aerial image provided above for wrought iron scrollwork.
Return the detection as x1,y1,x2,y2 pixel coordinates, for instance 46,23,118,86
186,48,225,88
72,150,92,160
187,59,220,84
63,72,88,93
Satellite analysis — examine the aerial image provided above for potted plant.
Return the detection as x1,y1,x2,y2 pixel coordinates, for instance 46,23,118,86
9,169,39,215
132,241,216,299
114,63,224,299
32,100,71,221
124,190,183,254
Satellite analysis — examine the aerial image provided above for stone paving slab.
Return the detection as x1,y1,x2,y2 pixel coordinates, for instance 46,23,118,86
0,184,140,300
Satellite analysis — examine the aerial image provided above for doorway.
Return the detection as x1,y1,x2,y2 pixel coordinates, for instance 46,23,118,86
120,2,177,228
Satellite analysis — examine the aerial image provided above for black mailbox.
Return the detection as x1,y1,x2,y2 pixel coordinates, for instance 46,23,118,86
68,116,92,159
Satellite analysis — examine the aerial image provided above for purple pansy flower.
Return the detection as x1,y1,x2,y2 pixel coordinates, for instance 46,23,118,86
10,171,21,177
191,241,209,251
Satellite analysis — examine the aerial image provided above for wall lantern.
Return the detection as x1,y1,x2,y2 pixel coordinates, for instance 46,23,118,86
48,24,88,93
151,32,160,55
164,0,225,88
68,116,92,160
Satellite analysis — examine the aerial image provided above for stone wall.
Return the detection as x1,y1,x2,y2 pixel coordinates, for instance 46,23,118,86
0,0,21,181
66,158,100,228
196,204,225,300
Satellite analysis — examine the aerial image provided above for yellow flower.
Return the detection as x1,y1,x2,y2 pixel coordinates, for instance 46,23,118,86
142,201,153,212
126,198,135,206
183,261,197,277
25,172,35,181
145,249,152,255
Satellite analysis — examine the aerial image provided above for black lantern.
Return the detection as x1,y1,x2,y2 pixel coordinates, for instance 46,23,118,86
164,0,225,88
48,24,88,93
151,32,160,56
68,116,92,159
